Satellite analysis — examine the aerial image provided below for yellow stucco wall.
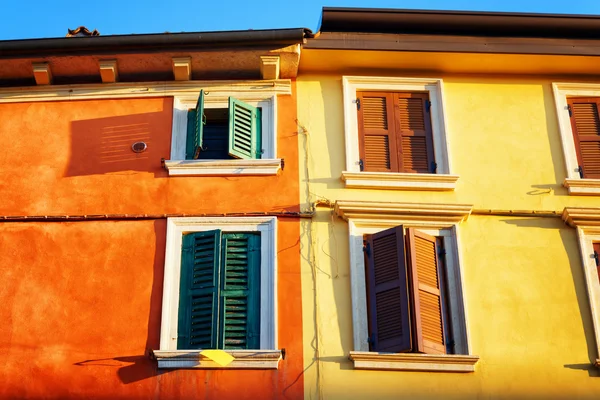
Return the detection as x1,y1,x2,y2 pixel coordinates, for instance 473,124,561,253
298,73,600,399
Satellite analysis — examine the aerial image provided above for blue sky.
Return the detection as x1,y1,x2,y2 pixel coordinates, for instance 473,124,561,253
2,0,600,40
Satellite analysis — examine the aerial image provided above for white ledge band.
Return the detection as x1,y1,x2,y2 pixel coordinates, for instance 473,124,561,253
349,351,479,372
341,171,458,191
164,159,282,176
563,178,600,196
153,350,282,369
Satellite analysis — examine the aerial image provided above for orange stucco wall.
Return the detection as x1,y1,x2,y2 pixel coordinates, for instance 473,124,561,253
0,94,299,215
0,84,303,399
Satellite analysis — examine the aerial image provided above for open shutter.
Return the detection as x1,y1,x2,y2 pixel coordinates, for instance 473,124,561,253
594,243,600,284
178,229,221,350
219,233,261,349
395,93,435,174
406,228,446,354
185,90,205,160
357,92,398,172
228,98,262,160
364,226,412,352
568,98,600,178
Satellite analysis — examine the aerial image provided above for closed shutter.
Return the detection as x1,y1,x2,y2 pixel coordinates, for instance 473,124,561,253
178,229,221,350
185,89,205,160
364,226,412,352
357,92,398,172
406,228,446,354
219,233,261,350
228,98,262,160
395,93,435,174
568,98,600,178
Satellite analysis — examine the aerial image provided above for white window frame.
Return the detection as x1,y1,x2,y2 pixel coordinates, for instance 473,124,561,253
164,94,281,176
341,76,458,191
335,200,479,372
576,228,600,367
553,82,600,195
154,216,279,369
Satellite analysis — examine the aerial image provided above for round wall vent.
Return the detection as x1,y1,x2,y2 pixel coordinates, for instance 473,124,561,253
132,142,147,153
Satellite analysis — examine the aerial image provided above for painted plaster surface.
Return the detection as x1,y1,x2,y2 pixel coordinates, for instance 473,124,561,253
297,73,600,399
0,95,299,215
0,85,303,398
0,219,303,399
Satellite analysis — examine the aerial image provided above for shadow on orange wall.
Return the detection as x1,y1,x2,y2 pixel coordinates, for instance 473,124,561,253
66,99,171,177
73,220,167,384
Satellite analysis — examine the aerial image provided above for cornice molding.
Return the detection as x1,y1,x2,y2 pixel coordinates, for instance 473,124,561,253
153,350,282,369
562,207,600,228
0,80,292,104
335,200,473,224
349,351,479,372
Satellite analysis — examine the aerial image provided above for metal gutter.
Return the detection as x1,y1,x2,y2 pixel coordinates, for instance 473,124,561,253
318,7,600,39
0,28,312,58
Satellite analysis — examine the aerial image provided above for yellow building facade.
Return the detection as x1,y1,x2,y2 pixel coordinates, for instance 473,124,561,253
298,8,600,399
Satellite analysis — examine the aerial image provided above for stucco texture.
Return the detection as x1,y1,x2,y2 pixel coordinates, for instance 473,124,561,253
0,84,303,399
0,219,303,399
297,74,600,399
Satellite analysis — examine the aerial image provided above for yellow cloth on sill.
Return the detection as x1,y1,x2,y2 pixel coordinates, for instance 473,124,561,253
200,350,235,366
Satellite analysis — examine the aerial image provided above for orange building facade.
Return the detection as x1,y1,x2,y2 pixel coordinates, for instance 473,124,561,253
0,30,307,399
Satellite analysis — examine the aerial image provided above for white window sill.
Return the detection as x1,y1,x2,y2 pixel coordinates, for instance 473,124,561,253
341,171,458,191
563,178,600,195
349,351,479,372
163,159,282,176
152,350,282,369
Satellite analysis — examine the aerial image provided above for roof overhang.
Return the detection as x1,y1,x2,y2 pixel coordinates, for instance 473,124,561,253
0,28,310,86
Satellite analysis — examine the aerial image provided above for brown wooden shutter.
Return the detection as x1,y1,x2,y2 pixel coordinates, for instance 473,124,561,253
568,98,600,179
364,226,412,353
594,242,600,284
357,92,398,172
394,93,435,174
406,228,446,354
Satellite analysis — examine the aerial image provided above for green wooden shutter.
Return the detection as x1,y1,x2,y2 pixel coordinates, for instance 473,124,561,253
219,232,261,349
177,229,221,349
185,89,205,160
228,97,262,160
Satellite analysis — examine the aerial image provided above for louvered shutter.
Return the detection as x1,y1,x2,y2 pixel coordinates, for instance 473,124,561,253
219,233,261,350
394,93,435,174
406,228,446,354
357,92,399,172
178,230,221,350
568,98,600,179
364,226,412,352
185,90,205,160
228,98,262,160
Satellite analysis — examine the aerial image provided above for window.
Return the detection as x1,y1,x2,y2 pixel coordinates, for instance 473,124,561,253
154,217,280,369
562,207,600,367
341,76,457,191
364,226,451,355
335,200,478,372
177,230,261,351
164,86,282,176
358,92,435,174
566,97,600,179
552,83,600,195
185,90,262,162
